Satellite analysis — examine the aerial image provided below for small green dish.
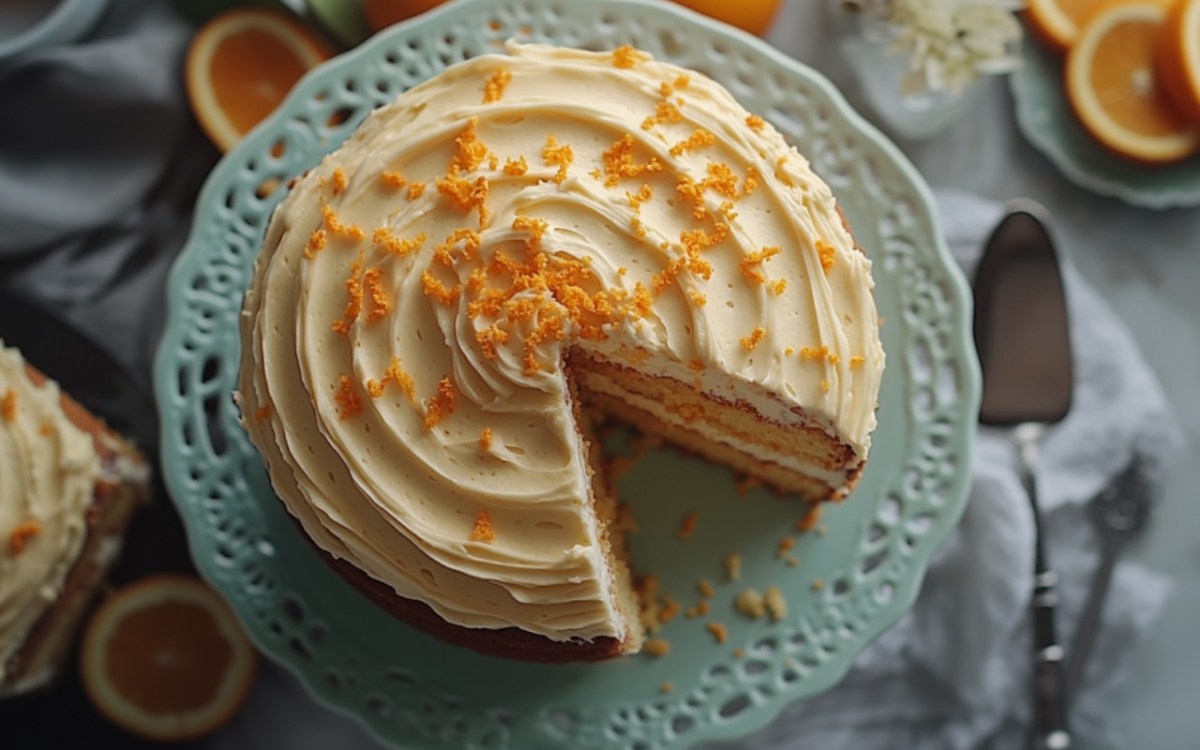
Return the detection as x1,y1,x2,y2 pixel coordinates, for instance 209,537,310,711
1010,37,1200,209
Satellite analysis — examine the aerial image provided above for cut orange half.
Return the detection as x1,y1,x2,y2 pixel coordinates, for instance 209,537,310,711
80,575,258,743
1065,1,1200,164
1025,0,1107,52
1158,0,1200,124
363,0,449,33
186,8,333,153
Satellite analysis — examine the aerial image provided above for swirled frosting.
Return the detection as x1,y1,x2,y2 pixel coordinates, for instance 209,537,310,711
0,344,101,677
238,44,884,644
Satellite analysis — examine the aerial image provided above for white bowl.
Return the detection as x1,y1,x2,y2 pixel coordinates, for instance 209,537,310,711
0,0,109,63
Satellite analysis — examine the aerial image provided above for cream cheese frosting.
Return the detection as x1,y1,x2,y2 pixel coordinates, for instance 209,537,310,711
238,43,884,644
0,343,101,678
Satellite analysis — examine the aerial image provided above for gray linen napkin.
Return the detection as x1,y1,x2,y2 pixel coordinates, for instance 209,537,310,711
717,190,1182,750
0,0,215,392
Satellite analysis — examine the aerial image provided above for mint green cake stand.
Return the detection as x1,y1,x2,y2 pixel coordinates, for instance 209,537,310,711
154,1,981,747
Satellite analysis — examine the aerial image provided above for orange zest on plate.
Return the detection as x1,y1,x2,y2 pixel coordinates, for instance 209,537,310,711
186,8,333,153
79,574,258,742
1064,1,1200,163
1157,0,1200,124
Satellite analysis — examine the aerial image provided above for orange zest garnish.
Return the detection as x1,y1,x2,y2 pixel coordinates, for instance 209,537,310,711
669,128,715,157
612,45,649,69
483,69,512,103
470,510,496,542
422,375,456,430
9,520,41,556
335,375,362,419
542,135,574,183
1,388,15,422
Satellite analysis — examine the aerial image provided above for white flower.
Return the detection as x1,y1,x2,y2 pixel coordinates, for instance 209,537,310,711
847,0,1024,95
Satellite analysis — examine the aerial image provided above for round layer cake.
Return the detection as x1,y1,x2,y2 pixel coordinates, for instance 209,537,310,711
238,43,884,661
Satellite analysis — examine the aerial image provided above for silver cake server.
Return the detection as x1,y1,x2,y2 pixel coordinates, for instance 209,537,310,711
973,201,1074,750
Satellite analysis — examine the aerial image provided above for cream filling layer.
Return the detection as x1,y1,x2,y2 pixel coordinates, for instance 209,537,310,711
238,44,884,643
581,370,851,487
0,344,101,678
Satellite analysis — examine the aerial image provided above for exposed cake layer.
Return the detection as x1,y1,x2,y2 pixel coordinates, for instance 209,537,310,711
238,43,884,653
569,352,861,499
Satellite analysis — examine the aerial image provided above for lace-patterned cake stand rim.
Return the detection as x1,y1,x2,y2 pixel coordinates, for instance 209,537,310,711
154,1,981,748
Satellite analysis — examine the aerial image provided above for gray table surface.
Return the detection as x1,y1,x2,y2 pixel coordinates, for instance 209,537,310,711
199,2,1200,747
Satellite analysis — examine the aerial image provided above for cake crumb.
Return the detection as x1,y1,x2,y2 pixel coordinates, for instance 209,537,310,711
850,355,866,369
796,504,822,533
9,520,41,556
735,474,762,497
733,647,746,659
820,379,831,393
725,552,742,582
659,681,675,694
676,511,700,540
252,404,273,423
764,586,787,622
644,638,671,657
2,388,16,422
782,553,800,568
706,622,728,644
735,588,766,619
777,537,796,557
811,579,826,592
479,427,493,451
470,510,495,542
407,182,426,200
659,595,681,623
744,164,759,195
745,114,766,131
686,600,711,618
38,422,54,436
771,279,788,296
698,579,715,599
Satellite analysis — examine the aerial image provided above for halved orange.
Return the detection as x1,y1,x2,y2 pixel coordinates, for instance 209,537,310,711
80,575,258,742
1025,0,1107,52
1158,0,1200,124
186,8,333,153
669,0,782,36
1065,1,1200,164
363,0,450,34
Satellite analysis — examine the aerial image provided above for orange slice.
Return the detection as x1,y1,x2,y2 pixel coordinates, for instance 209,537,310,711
80,575,258,742
1158,0,1200,124
186,8,333,153
1065,1,1200,164
363,0,449,34
1025,0,1107,52
669,0,782,36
